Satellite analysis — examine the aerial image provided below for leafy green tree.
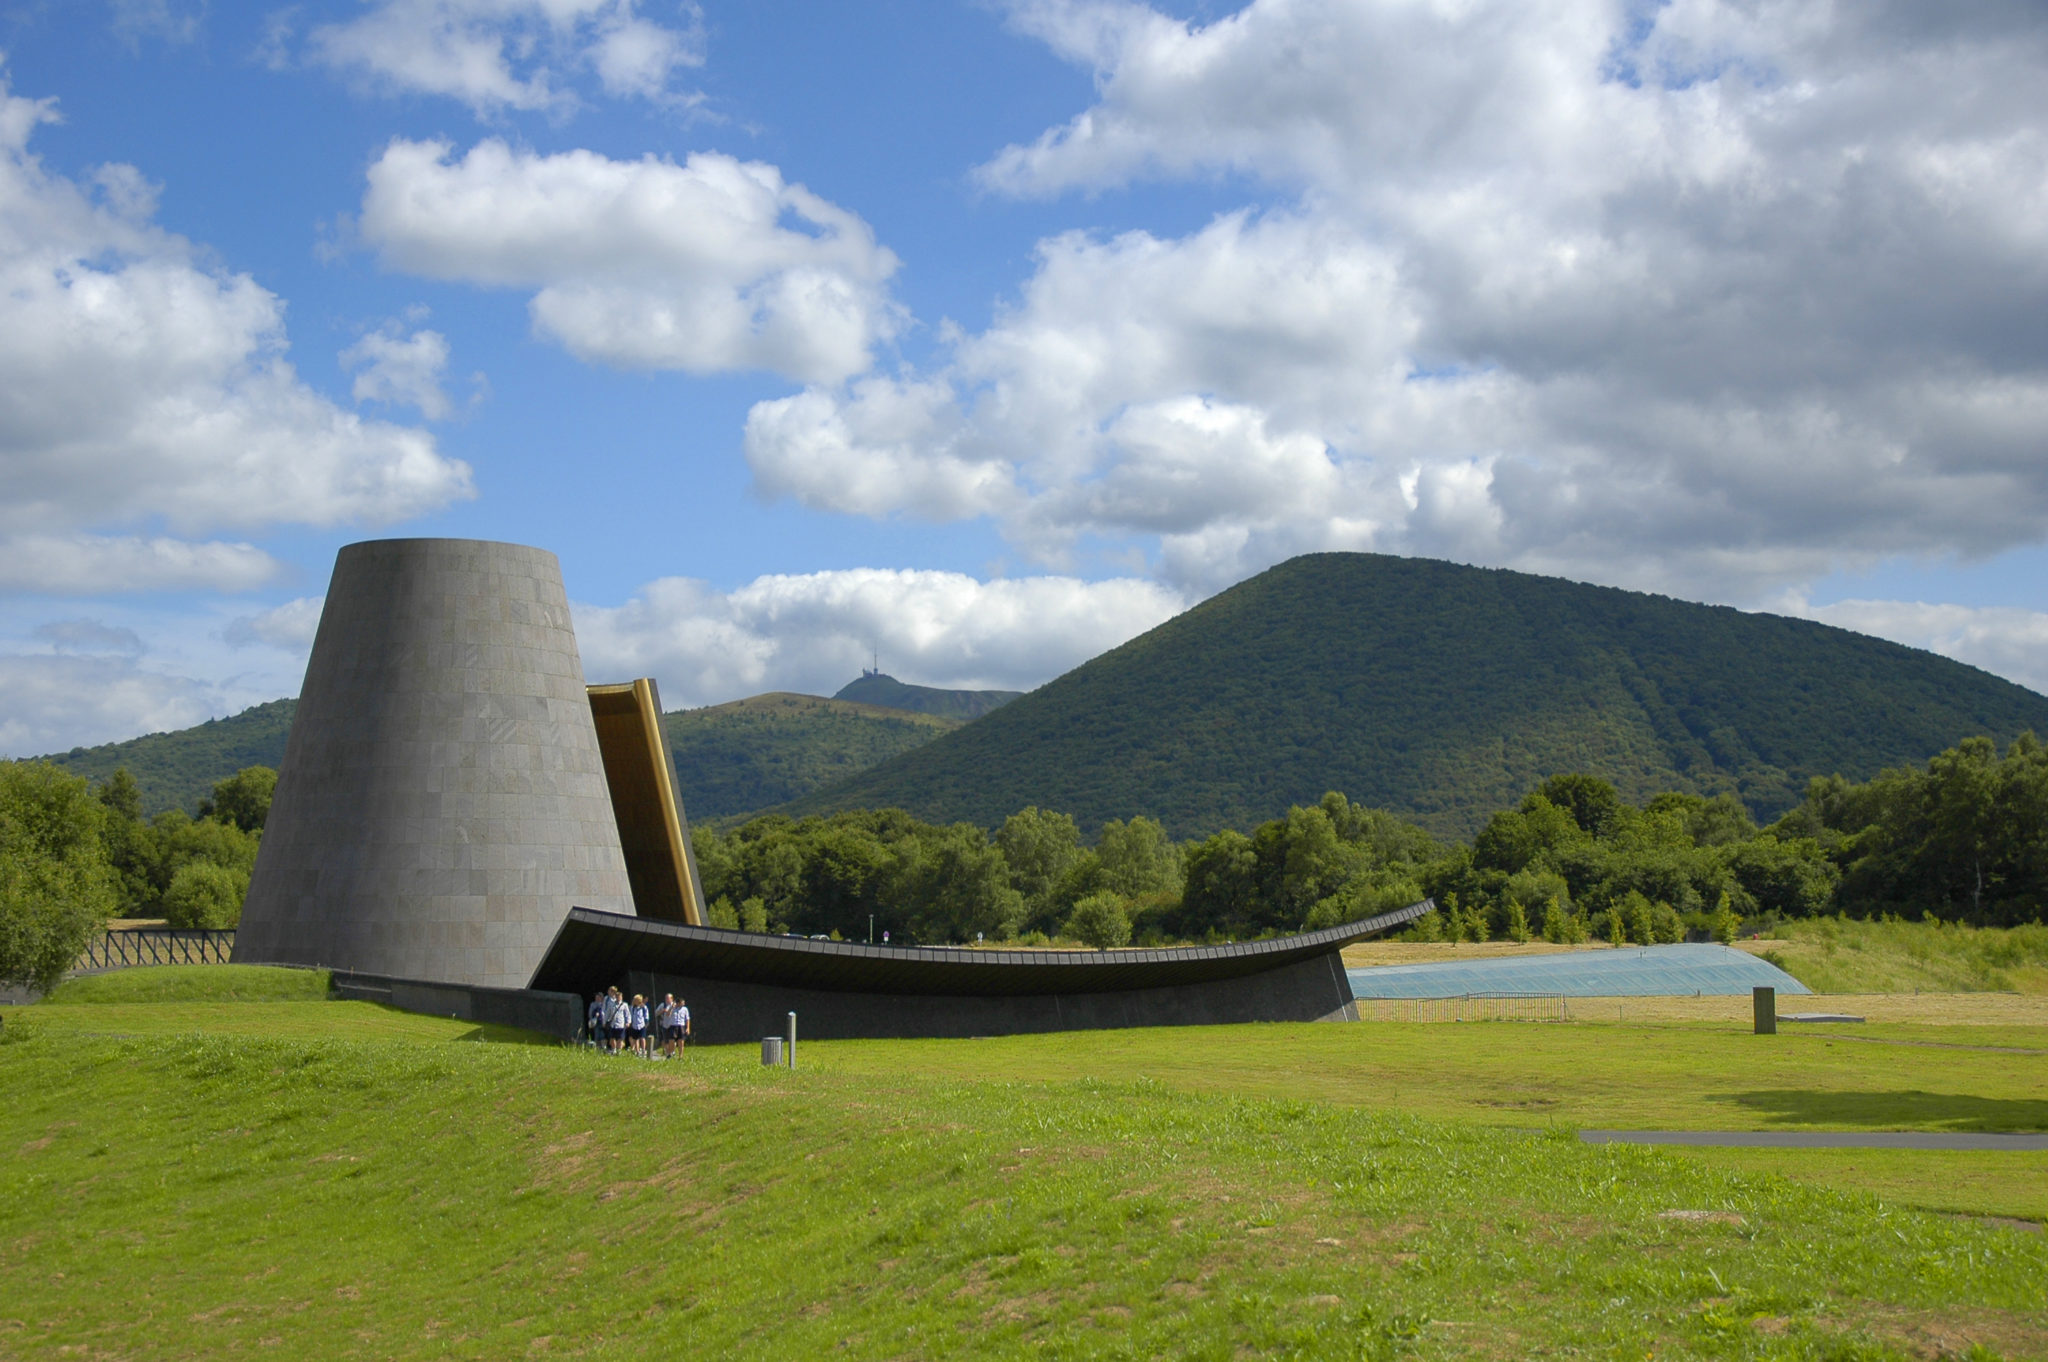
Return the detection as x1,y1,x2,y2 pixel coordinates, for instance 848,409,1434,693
124,811,260,918
1707,890,1741,943
199,766,277,833
1504,898,1531,943
995,807,1083,926
162,860,248,929
1179,829,1259,938
1535,774,1624,839
96,768,143,823
1406,904,1445,942
0,762,118,991
738,897,769,933
692,826,737,904
706,896,740,929
1095,816,1183,900
899,823,1023,943
1540,894,1586,944
1064,892,1132,949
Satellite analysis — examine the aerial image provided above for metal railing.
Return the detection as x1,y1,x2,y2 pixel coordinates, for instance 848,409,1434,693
1356,992,1569,1023
74,929,236,973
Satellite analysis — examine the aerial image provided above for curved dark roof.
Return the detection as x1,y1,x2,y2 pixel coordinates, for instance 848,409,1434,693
529,900,1429,999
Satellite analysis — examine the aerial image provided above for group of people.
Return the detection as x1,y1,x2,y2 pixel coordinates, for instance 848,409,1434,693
586,986,690,1058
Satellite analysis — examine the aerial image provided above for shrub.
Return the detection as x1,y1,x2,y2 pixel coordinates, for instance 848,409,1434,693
1064,892,1132,950
161,861,248,930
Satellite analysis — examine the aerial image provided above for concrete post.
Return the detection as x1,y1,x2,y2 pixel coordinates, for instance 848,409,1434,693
1753,985,1776,1034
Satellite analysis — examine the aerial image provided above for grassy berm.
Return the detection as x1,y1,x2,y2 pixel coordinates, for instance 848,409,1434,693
1,980,2043,1359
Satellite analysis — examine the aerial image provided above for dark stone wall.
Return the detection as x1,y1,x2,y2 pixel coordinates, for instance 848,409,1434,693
621,951,1358,1045
330,971,583,1041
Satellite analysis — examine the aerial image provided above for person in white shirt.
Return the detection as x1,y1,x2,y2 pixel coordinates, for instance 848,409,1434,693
603,987,627,1054
629,995,651,1058
673,998,691,1055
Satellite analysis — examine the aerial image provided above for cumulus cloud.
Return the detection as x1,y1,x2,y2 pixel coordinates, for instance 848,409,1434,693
0,76,473,594
223,596,327,652
747,0,2048,601
0,653,219,757
573,568,1186,706
360,138,900,383
0,536,279,594
342,324,453,419
307,0,705,115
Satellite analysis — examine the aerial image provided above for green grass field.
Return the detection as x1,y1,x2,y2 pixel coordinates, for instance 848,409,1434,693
4,968,2045,1358
1741,918,2048,995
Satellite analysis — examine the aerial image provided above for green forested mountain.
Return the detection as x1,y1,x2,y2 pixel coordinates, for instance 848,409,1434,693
779,553,2048,838
663,693,959,822
832,672,1022,720
42,700,297,816
32,689,963,825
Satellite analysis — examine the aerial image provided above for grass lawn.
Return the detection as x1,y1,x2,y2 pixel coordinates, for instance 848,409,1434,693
1728,919,2048,996
43,964,333,1005
3,1027,2044,1360
6,966,2046,1356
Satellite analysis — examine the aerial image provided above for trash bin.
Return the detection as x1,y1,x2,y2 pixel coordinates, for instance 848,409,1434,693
762,1035,783,1066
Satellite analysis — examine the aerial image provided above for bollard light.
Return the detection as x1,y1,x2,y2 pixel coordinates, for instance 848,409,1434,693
787,1011,797,1069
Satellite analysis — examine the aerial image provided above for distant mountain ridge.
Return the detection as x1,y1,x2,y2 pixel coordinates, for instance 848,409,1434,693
778,553,2048,838
661,693,959,823
832,672,1023,721
32,685,975,823
41,699,298,817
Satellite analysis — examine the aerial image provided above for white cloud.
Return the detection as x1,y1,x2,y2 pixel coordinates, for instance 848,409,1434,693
747,0,2048,601
342,325,453,419
0,75,474,595
32,619,144,656
223,596,326,652
1777,595,2048,700
361,138,901,384
109,0,205,47
573,568,1186,707
308,0,705,115
0,653,219,757
0,535,279,595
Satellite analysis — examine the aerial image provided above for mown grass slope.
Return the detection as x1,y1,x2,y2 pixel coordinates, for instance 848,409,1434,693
3,1023,2043,1360
1738,918,2048,995
782,553,2048,838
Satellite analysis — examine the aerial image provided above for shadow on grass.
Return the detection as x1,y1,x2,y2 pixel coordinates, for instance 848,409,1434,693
452,1022,560,1047
1714,1089,2048,1131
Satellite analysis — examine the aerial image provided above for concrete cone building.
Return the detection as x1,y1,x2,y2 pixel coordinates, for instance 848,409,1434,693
234,539,634,989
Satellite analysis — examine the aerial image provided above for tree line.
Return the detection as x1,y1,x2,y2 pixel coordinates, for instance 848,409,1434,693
1,763,271,988
5,731,2045,989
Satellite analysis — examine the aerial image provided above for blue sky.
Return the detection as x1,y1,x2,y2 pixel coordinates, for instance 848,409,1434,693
2,0,2045,755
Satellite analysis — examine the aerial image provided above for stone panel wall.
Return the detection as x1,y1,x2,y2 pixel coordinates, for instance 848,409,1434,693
235,539,633,989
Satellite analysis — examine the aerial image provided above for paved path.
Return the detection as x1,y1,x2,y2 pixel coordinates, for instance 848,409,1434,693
1580,1130,2048,1150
